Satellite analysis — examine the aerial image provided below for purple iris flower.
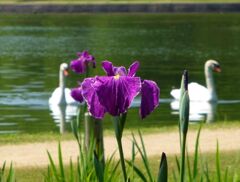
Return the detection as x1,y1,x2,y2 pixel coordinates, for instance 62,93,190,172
71,84,84,103
70,51,96,74
81,61,160,119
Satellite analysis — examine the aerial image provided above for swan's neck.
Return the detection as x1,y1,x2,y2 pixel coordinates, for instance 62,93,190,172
59,70,66,105
205,65,217,101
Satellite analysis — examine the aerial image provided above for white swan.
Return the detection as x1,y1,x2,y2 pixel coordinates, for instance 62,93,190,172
171,100,217,123
170,60,221,102
48,63,77,105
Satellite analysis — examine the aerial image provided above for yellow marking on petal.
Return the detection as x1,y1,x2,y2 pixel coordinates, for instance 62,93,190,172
114,74,120,80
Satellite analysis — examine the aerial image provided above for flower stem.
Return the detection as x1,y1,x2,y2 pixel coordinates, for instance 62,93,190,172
180,133,187,182
113,116,127,182
117,136,127,181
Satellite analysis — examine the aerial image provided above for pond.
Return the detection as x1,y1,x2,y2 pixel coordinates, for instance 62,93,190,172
0,13,240,134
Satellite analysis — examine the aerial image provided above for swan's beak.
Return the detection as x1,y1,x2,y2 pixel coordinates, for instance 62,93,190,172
64,69,69,76
214,67,221,73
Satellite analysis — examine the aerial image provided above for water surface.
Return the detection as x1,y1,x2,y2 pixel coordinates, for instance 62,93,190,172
0,13,240,133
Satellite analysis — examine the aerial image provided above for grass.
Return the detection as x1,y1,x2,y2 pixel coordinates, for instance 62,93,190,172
0,120,240,145
0,0,239,4
8,150,240,181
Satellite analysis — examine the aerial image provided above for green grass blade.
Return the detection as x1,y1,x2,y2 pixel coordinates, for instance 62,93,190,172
45,166,52,182
131,141,136,163
108,161,120,182
193,125,202,181
216,141,221,182
173,170,178,182
58,142,65,181
224,167,228,182
175,156,180,174
6,163,14,182
138,130,154,182
186,150,192,182
77,156,81,181
0,161,6,181
132,133,152,182
1,161,6,173
203,162,210,182
69,158,74,182
157,152,168,182
47,150,60,181
126,160,148,182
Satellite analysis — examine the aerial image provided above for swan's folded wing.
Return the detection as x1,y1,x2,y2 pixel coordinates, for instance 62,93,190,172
49,87,61,105
188,82,210,101
170,89,180,100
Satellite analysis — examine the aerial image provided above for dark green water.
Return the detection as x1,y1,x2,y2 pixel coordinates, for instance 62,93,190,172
0,13,240,134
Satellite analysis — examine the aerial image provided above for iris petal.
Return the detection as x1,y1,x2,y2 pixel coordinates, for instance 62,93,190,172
128,61,140,77
71,51,95,74
70,59,86,74
102,61,115,76
82,78,106,119
113,66,127,76
140,80,160,119
96,76,141,116
71,86,84,103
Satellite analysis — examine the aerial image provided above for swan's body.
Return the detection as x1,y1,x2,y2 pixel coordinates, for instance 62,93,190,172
171,60,221,102
171,100,217,122
49,63,77,105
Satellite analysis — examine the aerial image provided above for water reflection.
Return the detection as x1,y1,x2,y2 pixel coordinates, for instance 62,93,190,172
171,100,217,123
49,104,78,133
0,14,240,134
171,100,240,123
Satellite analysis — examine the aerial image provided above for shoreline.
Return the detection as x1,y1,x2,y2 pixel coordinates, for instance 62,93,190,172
0,3,240,13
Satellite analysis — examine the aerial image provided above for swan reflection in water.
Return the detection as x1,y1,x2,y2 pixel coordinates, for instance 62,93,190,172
49,104,78,133
48,63,79,133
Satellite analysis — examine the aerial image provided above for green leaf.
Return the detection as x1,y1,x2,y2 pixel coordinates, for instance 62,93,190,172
58,142,65,181
179,71,186,106
186,150,192,182
175,156,180,174
224,167,229,182
0,161,6,181
94,151,104,182
193,125,202,181
157,152,168,182
132,132,154,182
71,119,79,143
179,91,190,135
216,141,222,182
126,160,148,182
47,150,60,181
131,141,136,163
6,163,15,182
69,158,74,182
173,170,178,182
107,160,120,182
203,162,210,182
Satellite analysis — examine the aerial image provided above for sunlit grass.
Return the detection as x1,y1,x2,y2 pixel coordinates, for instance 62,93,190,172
10,150,240,181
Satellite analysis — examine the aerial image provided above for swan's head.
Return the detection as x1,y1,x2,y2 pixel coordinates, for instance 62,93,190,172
60,63,69,76
205,60,221,73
